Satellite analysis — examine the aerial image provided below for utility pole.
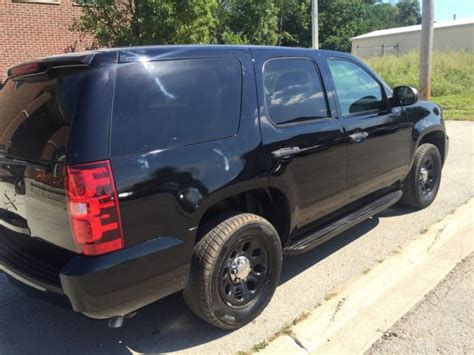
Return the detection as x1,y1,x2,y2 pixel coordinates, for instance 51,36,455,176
312,0,319,49
419,0,434,100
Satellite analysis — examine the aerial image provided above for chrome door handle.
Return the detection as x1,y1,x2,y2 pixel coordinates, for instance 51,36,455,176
348,132,369,143
271,146,301,159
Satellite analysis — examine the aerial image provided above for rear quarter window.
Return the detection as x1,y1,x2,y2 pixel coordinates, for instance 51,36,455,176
0,69,84,161
112,58,242,156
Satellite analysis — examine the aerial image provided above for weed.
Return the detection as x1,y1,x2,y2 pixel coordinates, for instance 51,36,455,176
364,51,474,121
324,292,338,301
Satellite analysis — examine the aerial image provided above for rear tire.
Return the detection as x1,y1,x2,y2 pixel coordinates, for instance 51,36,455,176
183,213,282,329
400,143,442,209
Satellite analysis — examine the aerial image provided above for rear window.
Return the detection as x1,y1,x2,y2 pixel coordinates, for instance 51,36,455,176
0,69,84,161
112,58,242,156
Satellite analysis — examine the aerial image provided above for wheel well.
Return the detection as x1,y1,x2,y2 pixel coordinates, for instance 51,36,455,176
419,131,446,165
196,188,291,245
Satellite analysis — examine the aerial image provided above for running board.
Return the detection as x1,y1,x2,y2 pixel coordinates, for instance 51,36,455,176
284,190,403,255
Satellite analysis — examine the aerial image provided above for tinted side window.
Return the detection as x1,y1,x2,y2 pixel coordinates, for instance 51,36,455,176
263,59,328,125
112,58,242,155
0,69,84,161
328,59,385,117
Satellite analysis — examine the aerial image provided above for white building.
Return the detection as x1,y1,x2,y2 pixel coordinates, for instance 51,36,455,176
351,18,474,57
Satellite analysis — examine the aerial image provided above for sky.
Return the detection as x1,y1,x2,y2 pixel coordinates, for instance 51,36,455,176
384,0,474,22
432,0,474,22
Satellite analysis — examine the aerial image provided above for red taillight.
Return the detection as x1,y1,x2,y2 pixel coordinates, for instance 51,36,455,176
66,160,124,255
9,62,41,77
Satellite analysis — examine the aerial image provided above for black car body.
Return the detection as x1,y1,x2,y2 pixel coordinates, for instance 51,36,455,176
0,45,448,326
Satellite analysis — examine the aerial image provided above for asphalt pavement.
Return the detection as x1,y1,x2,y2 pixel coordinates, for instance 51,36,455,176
0,121,473,355
367,253,474,355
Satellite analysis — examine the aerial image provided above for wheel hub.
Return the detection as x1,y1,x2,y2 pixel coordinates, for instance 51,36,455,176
419,167,429,184
230,256,251,283
220,238,269,308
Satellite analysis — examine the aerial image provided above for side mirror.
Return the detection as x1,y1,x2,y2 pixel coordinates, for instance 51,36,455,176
391,86,419,107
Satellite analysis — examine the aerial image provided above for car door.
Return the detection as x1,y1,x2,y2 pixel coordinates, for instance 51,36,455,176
252,48,346,231
326,57,412,203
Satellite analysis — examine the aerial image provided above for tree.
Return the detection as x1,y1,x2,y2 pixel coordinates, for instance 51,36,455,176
362,2,399,32
74,0,218,47
279,0,311,47
396,0,422,26
278,0,367,51
215,0,280,45
318,0,366,51
74,0,421,52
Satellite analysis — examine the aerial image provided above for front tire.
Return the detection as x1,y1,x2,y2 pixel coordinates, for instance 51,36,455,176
183,213,282,329
400,143,442,209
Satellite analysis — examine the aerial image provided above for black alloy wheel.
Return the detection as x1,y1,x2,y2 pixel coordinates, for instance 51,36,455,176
418,155,437,196
400,143,442,209
219,237,269,308
183,213,282,329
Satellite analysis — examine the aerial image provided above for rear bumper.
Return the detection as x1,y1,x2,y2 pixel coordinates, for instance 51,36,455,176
61,237,191,319
0,228,191,319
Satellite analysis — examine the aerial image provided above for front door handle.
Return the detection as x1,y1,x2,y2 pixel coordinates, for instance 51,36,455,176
272,146,301,159
348,131,369,143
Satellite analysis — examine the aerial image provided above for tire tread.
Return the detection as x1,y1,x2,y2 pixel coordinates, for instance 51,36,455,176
400,143,441,209
183,213,280,329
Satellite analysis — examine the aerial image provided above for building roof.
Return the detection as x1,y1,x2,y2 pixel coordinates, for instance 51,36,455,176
351,17,474,40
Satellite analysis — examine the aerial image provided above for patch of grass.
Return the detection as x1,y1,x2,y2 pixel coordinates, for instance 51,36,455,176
391,248,401,255
433,94,474,121
246,324,294,354
420,227,429,234
251,340,269,353
365,51,474,97
278,325,295,337
364,51,474,121
237,308,317,354
293,310,312,325
324,291,338,301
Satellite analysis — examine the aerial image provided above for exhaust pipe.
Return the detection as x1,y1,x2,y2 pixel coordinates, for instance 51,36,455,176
107,311,137,328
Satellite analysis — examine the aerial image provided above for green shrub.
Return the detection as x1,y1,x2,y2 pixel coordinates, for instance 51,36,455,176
364,51,474,97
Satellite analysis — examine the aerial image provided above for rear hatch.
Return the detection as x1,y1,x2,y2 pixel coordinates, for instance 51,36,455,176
0,60,88,253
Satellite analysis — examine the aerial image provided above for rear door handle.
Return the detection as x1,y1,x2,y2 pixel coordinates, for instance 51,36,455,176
271,146,301,159
348,132,369,143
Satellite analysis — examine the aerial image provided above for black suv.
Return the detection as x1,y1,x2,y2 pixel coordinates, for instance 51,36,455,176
0,45,448,329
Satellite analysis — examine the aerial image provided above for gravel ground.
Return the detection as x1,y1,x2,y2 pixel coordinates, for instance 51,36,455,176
367,253,474,355
0,121,473,355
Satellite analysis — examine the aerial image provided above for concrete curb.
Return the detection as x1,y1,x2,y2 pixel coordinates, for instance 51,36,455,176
258,199,474,355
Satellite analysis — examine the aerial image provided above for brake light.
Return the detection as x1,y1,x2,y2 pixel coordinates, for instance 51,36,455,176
66,160,124,255
9,63,41,77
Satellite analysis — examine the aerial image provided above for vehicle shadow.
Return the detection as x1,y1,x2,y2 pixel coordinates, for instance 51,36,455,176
377,204,417,218
0,215,382,355
279,216,379,285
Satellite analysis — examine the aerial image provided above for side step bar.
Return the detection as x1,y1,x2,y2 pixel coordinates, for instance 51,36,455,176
284,190,403,255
